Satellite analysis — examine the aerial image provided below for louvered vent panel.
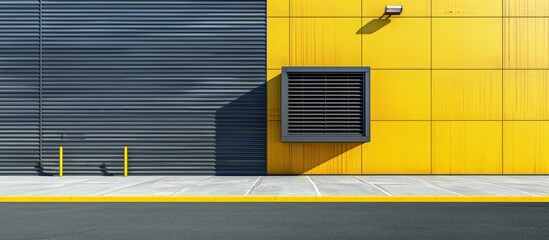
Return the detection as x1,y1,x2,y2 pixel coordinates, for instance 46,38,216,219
282,67,370,142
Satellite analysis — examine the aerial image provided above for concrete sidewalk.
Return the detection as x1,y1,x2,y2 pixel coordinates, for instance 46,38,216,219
1,175,548,197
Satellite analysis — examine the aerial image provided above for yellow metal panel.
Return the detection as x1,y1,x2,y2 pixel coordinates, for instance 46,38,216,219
504,121,549,174
268,0,289,17
302,143,341,174
432,0,502,16
289,143,304,174
290,18,361,66
290,0,361,17
286,143,362,174
503,70,549,120
362,18,430,69
267,121,291,174
342,143,362,174
432,121,503,174
264,1,549,176
504,18,549,69
371,70,430,120
504,0,549,16
267,18,289,69
432,70,503,120
267,70,281,120
362,121,431,174
362,0,430,17
433,18,502,69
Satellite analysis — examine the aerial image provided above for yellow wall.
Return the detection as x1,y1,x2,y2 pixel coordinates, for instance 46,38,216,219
267,0,549,174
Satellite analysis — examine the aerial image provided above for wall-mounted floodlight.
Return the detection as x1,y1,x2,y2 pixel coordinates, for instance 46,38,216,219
382,5,403,18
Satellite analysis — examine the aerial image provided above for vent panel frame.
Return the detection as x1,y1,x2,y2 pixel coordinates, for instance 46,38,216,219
281,67,370,143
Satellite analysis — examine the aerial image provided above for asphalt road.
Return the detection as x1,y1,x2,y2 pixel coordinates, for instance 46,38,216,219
1,203,548,240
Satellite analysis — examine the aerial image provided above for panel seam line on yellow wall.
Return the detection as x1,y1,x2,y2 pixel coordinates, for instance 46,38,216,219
360,0,363,67
501,0,505,175
287,0,290,69
430,0,433,175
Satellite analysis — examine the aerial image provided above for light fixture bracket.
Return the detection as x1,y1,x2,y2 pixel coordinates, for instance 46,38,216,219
382,5,403,19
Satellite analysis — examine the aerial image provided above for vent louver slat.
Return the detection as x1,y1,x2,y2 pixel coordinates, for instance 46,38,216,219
282,67,370,143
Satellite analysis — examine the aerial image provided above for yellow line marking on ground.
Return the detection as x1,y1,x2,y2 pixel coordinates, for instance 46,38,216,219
0,196,548,202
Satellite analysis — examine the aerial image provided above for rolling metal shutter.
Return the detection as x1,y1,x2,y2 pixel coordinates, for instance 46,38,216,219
36,0,266,175
0,0,40,174
281,67,370,143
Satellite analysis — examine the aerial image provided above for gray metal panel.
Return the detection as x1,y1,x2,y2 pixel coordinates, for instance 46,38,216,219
38,0,266,175
281,67,370,143
0,0,40,174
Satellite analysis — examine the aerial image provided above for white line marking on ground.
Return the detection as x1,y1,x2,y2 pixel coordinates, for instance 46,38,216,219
244,176,262,196
402,176,464,196
170,176,216,196
100,176,168,195
465,178,540,196
354,176,392,196
517,176,549,187
3,176,103,195
307,176,322,196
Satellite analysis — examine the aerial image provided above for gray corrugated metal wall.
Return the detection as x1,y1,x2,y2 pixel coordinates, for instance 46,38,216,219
0,0,40,174
1,0,266,175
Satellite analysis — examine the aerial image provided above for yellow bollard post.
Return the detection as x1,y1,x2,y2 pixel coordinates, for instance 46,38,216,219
124,146,128,177
59,146,63,177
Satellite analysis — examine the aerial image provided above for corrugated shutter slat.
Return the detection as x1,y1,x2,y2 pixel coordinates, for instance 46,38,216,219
0,0,40,174
0,0,266,175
